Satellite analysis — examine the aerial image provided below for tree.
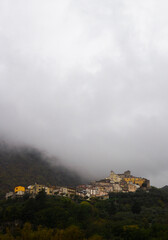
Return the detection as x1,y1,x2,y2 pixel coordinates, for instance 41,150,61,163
131,201,141,214
62,225,84,240
35,189,47,209
88,234,103,240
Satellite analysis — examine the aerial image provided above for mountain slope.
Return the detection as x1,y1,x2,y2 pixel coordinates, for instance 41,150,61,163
160,185,168,193
0,142,82,197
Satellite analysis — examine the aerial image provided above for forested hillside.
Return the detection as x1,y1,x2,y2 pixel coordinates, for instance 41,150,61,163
0,142,82,197
1,188,168,239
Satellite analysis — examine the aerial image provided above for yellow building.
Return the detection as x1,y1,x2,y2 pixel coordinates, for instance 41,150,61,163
29,184,46,195
27,184,57,196
14,186,25,193
124,177,145,187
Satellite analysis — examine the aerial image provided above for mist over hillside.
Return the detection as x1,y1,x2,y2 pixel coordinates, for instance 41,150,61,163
2,1,168,187
0,142,83,197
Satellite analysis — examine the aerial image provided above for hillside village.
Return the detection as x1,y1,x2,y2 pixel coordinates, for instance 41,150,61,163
6,170,150,200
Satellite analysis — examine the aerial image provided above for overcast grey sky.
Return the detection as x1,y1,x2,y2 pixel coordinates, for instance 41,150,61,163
1,0,168,186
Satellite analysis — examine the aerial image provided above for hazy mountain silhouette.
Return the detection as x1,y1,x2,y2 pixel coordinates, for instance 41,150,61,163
160,185,168,192
0,142,83,197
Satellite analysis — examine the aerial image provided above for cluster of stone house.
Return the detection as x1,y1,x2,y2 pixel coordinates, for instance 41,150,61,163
76,170,150,199
5,184,76,199
5,170,150,200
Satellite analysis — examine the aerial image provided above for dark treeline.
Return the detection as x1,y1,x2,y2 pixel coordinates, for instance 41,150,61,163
1,187,168,239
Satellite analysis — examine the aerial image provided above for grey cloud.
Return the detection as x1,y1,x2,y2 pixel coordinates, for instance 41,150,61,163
0,0,168,186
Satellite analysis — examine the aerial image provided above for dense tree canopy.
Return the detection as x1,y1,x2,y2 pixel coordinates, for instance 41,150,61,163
1,188,168,239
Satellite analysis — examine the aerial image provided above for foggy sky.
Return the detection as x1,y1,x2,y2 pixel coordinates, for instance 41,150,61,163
0,0,168,186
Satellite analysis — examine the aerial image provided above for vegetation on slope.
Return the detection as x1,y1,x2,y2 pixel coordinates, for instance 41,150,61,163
1,188,168,239
0,142,82,197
